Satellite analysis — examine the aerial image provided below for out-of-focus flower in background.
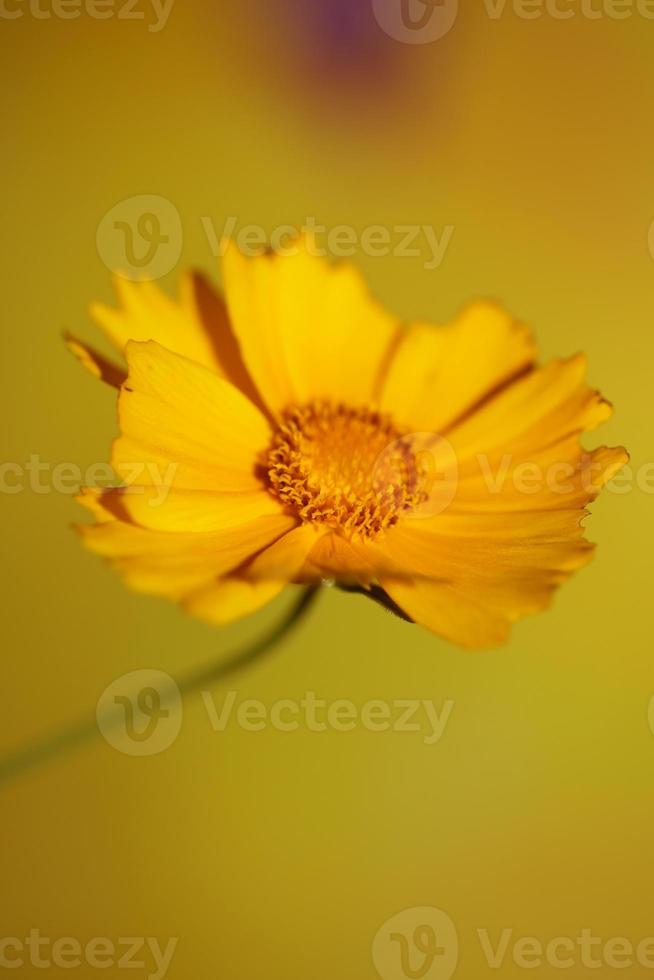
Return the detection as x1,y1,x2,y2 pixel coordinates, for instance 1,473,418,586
285,0,393,80
213,0,463,127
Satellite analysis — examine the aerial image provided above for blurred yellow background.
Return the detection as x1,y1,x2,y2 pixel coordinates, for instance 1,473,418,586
1,2,653,978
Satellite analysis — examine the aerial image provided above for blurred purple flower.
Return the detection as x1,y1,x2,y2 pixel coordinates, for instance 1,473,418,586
287,0,396,81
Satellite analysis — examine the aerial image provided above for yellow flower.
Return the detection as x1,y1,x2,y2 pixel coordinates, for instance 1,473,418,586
68,237,627,649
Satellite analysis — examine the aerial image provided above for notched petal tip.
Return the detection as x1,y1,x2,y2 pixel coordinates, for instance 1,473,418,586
586,445,630,494
74,487,118,524
64,331,126,388
220,228,307,263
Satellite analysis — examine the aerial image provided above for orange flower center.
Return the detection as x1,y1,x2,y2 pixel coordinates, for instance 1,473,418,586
265,401,427,538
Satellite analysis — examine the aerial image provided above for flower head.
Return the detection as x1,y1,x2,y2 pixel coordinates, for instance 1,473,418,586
68,237,627,648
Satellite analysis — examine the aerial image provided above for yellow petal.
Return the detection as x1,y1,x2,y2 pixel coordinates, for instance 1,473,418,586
90,272,260,397
300,531,379,586
244,523,327,580
118,565,227,601
376,511,594,580
113,341,272,492
64,333,126,388
184,578,286,626
373,508,597,647
380,302,537,433
91,275,217,370
450,442,629,513
78,512,295,601
379,579,513,650
447,354,611,463
179,271,266,408
182,525,324,625
222,236,398,415
98,487,283,533
75,487,115,523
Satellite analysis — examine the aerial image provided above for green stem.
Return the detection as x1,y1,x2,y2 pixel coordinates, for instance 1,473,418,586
0,585,321,787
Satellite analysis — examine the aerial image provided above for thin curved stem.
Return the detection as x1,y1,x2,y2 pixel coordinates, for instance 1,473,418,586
0,586,321,787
